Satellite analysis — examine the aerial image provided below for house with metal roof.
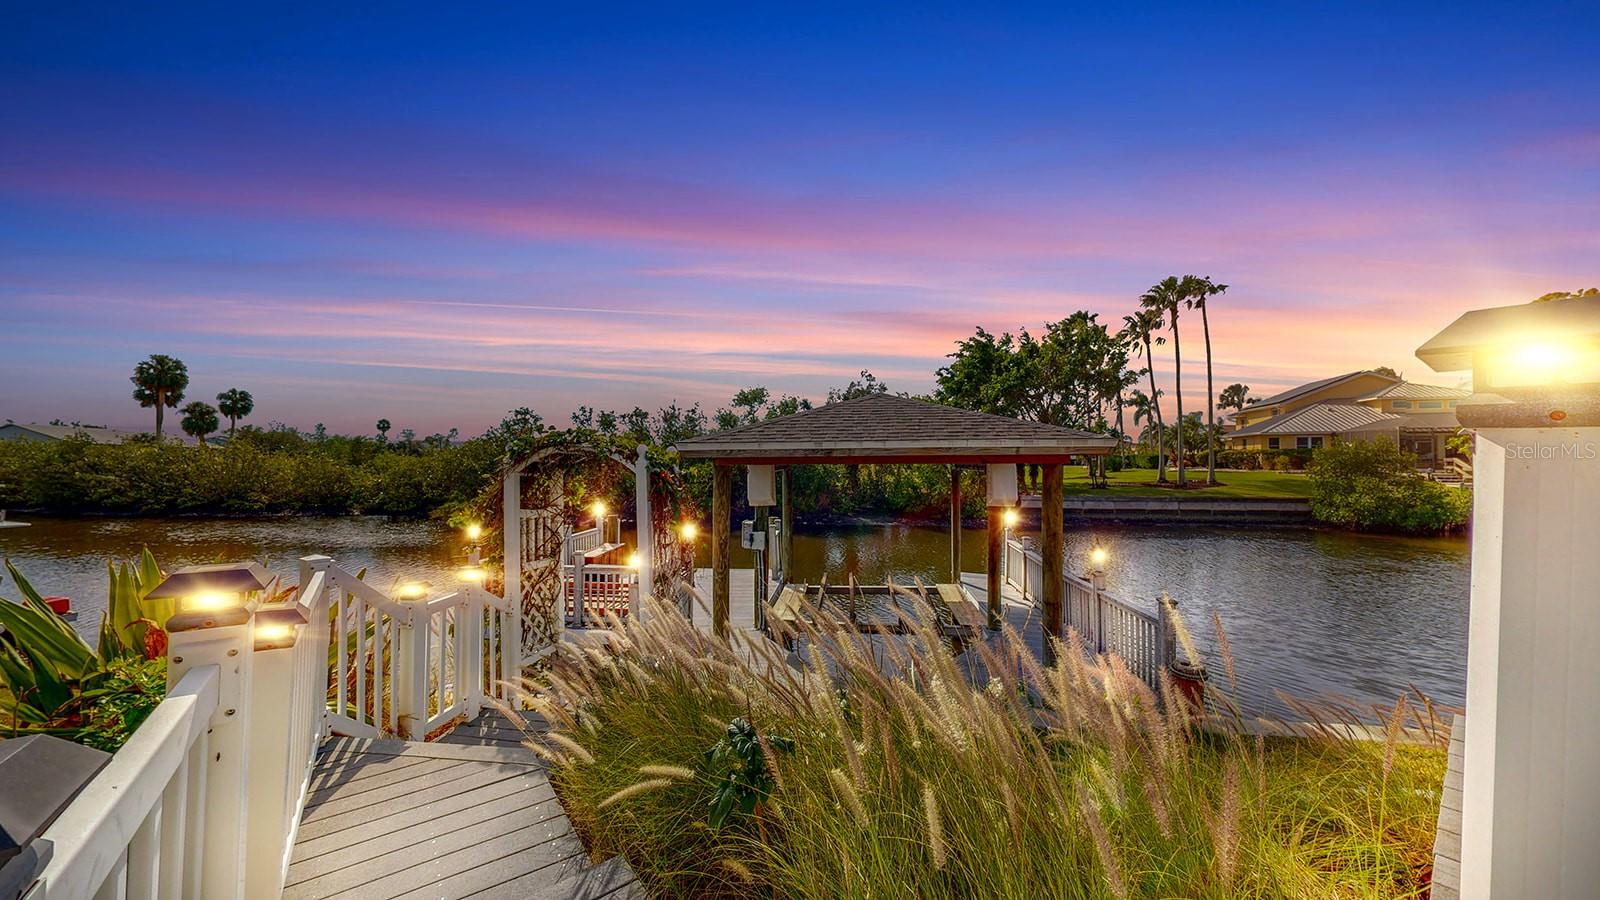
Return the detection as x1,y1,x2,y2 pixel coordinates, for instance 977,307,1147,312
0,421,140,444
1224,371,1470,468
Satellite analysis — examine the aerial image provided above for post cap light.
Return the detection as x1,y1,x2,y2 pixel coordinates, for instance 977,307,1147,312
149,562,273,632
627,551,641,569
1089,544,1110,573
457,564,487,583
1417,293,1600,426
253,603,309,651
464,522,483,542
679,521,699,541
591,500,607,518
395,580,430,600
1002,508,1020,528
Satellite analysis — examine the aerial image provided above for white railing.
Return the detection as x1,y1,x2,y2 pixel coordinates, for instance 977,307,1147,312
27,554,516,900
564,526,602,565
27,666,218,900
568,562,639,627
1004,538,1170,686
322,562,513,740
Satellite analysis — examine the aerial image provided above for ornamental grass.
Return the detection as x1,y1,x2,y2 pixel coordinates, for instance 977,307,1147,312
513,593,1446,898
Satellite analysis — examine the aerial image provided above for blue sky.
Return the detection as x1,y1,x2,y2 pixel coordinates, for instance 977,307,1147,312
3,3,1597,434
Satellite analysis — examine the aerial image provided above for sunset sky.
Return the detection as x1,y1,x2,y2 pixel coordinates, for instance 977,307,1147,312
4,4,1597,436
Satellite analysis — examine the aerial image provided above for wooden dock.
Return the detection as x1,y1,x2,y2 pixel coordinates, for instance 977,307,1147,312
283,711,642,899
1431,714,1464,900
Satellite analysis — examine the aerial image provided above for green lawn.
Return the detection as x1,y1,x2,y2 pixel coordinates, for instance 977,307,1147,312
1058,465,1315,499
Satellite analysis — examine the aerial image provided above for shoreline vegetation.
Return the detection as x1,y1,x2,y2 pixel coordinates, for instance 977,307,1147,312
0,426,1464,534
523,597,1449,898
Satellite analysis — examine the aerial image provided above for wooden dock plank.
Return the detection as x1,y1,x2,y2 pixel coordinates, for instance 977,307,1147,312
288,708,638,900
292,778,557,864
287,787,565,885
1431,714,1465,900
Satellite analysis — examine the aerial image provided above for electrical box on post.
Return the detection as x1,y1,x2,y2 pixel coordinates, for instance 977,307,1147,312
740,519,766,550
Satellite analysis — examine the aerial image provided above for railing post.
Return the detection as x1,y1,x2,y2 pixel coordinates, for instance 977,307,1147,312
463,587,484,721
396,598,430,740
572,553,587,629
1157,593,1176,670
166,600,255,900
241,558,323,900
1090,569,1108,654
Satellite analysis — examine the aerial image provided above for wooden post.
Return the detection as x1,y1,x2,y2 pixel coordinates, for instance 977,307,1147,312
780,468,793,581
753,504,769,631
712,463,732,639
949,466,962,583
1041,462,1065,666
985,504,1002,630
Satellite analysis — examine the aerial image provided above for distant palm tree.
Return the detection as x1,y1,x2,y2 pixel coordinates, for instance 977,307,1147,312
1128,389,1162,461
1143,277,1187,485
1122,309,1168,481
215,388,254,435
131,354,189,437
376,419,391,442
1183,276,1228,484
180,401,220,446
1218,383,1258,414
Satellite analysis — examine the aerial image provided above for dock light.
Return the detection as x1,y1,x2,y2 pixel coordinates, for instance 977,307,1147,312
1417,295,1600,409
465,523,483,543
458,564,487,583
627,551,641,569
679,521,699,541
147,562,273,632
1002,508,1020,528
1089,545,1110,574
591,500,607,519
251,601,309,651
395,581,429,600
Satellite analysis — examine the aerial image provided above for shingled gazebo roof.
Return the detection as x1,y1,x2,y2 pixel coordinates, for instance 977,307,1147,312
674,392,1115,464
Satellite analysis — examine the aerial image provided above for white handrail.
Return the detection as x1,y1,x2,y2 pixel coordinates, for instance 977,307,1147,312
1003,538,1167,686
28,666,219,900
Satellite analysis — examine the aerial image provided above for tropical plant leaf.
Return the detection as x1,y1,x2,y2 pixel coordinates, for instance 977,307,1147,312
0,589,97,680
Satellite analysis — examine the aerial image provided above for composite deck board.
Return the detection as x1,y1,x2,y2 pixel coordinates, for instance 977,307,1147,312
1431,714,1465,900
287,711,639,899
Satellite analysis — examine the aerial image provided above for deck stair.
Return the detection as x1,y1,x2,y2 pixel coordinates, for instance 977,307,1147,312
283,711,642,899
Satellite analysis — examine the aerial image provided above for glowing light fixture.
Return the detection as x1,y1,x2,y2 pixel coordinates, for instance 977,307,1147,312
627,551,641,569
465,523,483,542
1002,508,1020,528
147,562,273,631
679,521,699,541
591,500,607,519
1418,295,1600,400
1088,545,1110,574
395,581,429,600
458,564,487,583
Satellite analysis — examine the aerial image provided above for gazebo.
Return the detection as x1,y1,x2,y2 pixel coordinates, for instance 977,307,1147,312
674,393,1116,653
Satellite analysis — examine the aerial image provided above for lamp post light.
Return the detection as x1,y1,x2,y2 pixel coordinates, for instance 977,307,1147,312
1416,293,1600,897
679,520,699,542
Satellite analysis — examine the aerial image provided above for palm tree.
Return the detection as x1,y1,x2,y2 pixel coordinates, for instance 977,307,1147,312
1122,309,1168,481
376,419,391,442
130,354,189,437
1218,382,1257,414
1183,276,1228,484
1128,389,1162,461
180,401,219,446
215,388,254,435
1142,277,1187,485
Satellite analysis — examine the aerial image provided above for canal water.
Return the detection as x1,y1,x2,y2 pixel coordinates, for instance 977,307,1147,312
1,516,1469,717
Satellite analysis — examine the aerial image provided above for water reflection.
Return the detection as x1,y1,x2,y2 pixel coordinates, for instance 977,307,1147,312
701,521,1470,716
2,515,1469,718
